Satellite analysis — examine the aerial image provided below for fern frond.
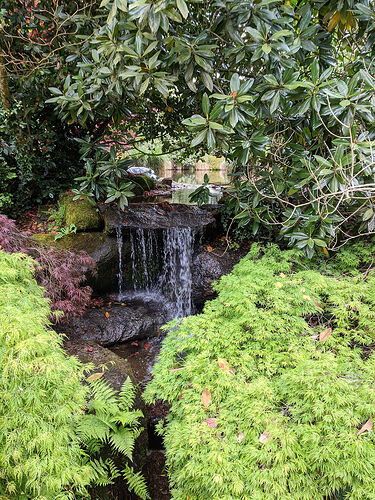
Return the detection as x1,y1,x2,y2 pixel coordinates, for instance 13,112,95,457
89,458,121,487
77,414,110,441
88,379,118,414
109,428,135,460
118,376,136,411
123,465,150,500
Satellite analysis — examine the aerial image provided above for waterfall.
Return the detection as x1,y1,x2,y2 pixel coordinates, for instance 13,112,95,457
116,226,124,295
159,228,194,318
116,226,195,319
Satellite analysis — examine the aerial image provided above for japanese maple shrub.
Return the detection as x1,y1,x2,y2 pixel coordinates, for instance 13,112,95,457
0,214,94,320
0,250,148,499
145,243,375,500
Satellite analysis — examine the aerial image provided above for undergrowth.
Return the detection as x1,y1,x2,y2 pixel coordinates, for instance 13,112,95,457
144,242,375,500
0,251,148,499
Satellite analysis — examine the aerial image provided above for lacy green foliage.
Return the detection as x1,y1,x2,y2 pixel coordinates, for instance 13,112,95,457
0,251,147,499
145,244,375,500
0,250,91,498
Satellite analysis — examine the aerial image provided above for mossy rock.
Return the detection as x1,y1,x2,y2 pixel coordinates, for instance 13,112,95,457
127,174,156,195
59,193,103,232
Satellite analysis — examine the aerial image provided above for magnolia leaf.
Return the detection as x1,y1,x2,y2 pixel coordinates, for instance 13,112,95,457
357,417,373,436
218,358,234,374
205,417,218,428
262,43,271,55
176,0,189,19
259,430,273,444
328,11,341,32
201,388,211,407
319,327,332,341
87,372,104,381
363,208,374,221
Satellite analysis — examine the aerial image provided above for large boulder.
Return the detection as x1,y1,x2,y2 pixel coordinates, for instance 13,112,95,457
60,193,103,232
101,203,217,236
192,244,247,308
61,301,168,346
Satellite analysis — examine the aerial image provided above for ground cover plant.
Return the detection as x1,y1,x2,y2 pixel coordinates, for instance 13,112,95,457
0,250,148,499
145,242,375,499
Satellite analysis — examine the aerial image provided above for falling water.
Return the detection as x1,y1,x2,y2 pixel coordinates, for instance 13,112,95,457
159,228,194,318
116,226,195,319
116,226,124,295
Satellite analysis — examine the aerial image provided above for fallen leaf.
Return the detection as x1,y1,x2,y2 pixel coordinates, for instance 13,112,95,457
315,301,323,309
319,327,332,341
105,311,110,318
87,346,93,352
131,342,139,347
169,367,186,372
259,430,273,444
202,388,211,408
237,432,244,443
144,342,150,350
205,418,218,428
357,417,373,436
87,372,104,381
207,245,213,252
218,358,235,375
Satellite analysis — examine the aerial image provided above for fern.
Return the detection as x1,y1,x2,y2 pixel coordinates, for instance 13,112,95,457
123,465,150,500
78,376,149,497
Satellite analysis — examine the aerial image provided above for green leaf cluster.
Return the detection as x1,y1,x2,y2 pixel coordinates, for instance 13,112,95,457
0,250,147,499
145,243,375,499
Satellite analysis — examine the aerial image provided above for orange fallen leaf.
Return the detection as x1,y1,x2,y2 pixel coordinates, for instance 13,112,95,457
202,388,211,408
218,358,235,375
207,245,213,252
319,327,332,341
357,417,373,436
87,372,104,381
105,311,109,318
259,430,273,444
205,418,218,428
144,342,150,350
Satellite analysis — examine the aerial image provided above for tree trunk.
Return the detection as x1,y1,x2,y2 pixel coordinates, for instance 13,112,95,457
0,55,11,109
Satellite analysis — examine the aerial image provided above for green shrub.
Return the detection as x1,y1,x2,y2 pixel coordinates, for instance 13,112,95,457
0,251,147,499
145,244,375,500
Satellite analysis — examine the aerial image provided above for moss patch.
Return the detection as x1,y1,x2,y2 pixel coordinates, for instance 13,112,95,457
60,193,103,232
31,231,107,253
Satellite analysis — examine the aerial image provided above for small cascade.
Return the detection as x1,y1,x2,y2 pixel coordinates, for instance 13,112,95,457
159,228,194,318
116,226,195,319
115,226,124,295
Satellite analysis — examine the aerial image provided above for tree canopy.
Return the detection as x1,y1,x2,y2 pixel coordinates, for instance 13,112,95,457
2,0,375,254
